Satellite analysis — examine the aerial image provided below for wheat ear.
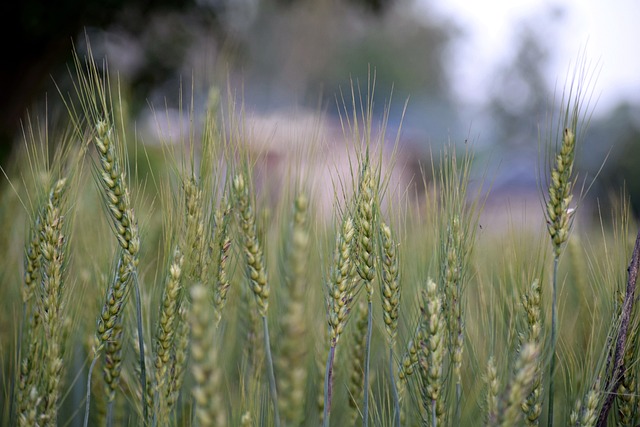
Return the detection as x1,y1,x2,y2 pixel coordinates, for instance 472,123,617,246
380,221,401,425
86,119,141,427
153,247,184,422
184,177,206,281
16,179,66,424
17,178,68,427
277,193,310,425
419,278,446,426
545,128,577,426
485,357,500,425
520,279,543,425
15,214,44,426
499,343,539,427
190,284,227,427
166,305,190,414
232,172,280,426
580,381,602,427
355,159,378,427
93,120,139,349
37,178,68,427
212,202,232,326
323,216,356,426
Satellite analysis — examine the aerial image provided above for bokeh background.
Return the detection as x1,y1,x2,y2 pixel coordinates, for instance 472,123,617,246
2,0,639,222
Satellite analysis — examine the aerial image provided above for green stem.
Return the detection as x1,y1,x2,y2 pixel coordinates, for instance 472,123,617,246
151,394,158,427
390,347,400,427
323,345,336,427
363,300,372,427
106,399,114,427
134,274,148,425
547,256,559,427
456,382,461,426
432,399,437,427
263,315,281,427
83,355,100,427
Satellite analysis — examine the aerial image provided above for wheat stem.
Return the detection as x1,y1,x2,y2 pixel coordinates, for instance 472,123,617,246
263,316,281,427
548,256,559,426
363,300,373,427
324,216,356,426
545,127,577,427
390,347,400,427
323,345,336,427
133,273,148,423
83,355,100,427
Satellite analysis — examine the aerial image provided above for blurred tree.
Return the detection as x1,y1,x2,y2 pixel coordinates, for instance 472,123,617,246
0,0,199,161
487,7,567,149
582,103,640,218
228,0,458,145
0,0,424,164
276,0,397,14
489,25,551,147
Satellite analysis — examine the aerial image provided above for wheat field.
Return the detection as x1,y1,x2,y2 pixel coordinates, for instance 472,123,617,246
0,44,638,427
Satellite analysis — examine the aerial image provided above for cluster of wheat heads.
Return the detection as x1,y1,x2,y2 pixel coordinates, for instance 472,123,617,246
3,46,640,427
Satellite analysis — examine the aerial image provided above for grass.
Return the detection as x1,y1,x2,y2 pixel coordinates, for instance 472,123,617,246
1,43,639,427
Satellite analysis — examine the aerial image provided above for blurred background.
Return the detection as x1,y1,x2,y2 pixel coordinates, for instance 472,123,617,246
2,0,639,223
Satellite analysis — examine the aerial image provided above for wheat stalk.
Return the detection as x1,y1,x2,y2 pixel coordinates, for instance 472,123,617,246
541,58,597,424
616,329,638,426
232,171,280,426
544,127,577,427
324,216,357,426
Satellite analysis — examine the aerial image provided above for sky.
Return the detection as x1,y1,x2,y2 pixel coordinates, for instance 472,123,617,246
422,0,640,116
